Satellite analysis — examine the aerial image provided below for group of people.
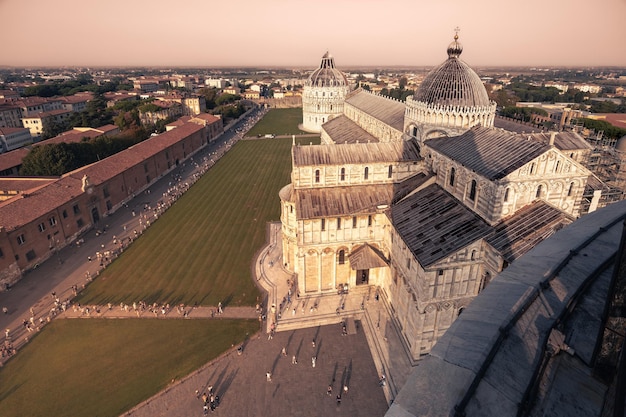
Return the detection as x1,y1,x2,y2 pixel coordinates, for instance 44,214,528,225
200,386,220,415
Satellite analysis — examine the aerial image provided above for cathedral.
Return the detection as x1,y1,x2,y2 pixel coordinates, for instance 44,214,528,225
279,34,600,359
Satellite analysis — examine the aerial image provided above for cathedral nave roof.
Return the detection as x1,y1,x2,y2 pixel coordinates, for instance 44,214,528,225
427,126,550,180
391,184,492,267
321,115,379,144
344,89,406,132
295,173,429,220
292,140,421,167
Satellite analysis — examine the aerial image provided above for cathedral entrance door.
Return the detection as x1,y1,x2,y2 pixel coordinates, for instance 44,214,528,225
357,269,369,285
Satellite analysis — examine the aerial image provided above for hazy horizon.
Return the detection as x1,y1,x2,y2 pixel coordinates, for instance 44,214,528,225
3,0,626,68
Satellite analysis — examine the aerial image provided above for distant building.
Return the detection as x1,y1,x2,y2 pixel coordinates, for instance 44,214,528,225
301,51,350,133
0,127,32,152
21,109,72,138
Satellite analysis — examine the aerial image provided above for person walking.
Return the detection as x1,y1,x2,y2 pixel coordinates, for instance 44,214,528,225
266,371,272,382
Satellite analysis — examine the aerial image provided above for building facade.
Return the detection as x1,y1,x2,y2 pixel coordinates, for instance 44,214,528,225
279,35,601,359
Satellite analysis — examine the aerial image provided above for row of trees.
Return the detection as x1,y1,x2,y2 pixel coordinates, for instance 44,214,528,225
20,128,150,176
23,74,132,97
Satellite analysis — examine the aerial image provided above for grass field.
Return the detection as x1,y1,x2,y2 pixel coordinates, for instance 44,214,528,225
0,319,258,417
245,108,309,137
77,136,319,307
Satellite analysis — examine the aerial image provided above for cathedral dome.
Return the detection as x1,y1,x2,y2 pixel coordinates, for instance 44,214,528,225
306,52,348,88
414,35,491,108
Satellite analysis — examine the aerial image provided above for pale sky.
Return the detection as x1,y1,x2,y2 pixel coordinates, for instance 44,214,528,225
2,0,626,68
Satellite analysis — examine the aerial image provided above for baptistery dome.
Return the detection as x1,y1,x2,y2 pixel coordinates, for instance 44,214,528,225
301,52,350,133
305,52,348,88
414,35,491,108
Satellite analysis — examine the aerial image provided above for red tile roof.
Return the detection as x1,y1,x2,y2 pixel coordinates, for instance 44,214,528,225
0,122,203,231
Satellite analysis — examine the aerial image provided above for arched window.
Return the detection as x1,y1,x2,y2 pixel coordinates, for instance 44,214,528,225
536,184,543,198
338,250,345,265
388,165,393,178
340,167,345,181
449,167,455,187
469,180,477,201
317,104,320,110
352,216,357,228
330,105,333,111
321,218,325,231
337,218,341,229
471,250,476,260
555,160,560,172
412,126,418,137
568,182,574,197
504,187,510,202
315,169,320,183
530,162,536,174
368,215,372,226
364,167,369,180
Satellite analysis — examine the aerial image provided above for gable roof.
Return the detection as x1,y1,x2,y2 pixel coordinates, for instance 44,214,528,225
293,141,421,167
427,126,551,180
486,200,573,263
322,115,379,144
294,173,429,220
391,184,492,267
345,89,405,132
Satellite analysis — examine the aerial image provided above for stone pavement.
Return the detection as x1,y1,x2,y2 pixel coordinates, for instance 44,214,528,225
124,323,389,417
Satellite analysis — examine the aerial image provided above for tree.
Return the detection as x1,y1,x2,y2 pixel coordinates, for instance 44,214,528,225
19,143,77,176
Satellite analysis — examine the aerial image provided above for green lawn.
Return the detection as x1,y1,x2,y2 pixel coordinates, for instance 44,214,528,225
0,319,258,417
77,136,318,307
245,108,309,137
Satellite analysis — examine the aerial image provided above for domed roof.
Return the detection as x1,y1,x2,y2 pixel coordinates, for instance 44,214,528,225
306,52,348,88
414,35,491,108
616,134,626,152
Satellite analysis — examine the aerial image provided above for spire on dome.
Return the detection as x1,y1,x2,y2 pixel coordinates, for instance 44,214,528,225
447,27,463,59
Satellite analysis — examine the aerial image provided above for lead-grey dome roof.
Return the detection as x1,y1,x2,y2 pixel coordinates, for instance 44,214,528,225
414,35,491,108
306,52,348,88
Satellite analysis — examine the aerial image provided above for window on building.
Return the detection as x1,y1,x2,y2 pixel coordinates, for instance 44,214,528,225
368,215,372,226
504,187,510,202
438,269,444,276
49,216,57,227
144,163,148,173
352,216,357,228
449,167,455,187
77,218,84,228
406,258,411,269
536,185,543,198
103,186,110,198
106,200,112,211
530,162,536,174
364,167,369,180
62,209,68,218
469,180,477,201
555,161,560,172
337,218,341,229
315,169,320,183
321,219,325,231
72,204,80,215
471,250,476,260
290,205,293,213
26,250,36,261
568,182,574,197
17,234,26,245
0,247,3,258
412,126,418,137
340,168,345,181
338,250,345,265
38,222,46,232
388,165,393,179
